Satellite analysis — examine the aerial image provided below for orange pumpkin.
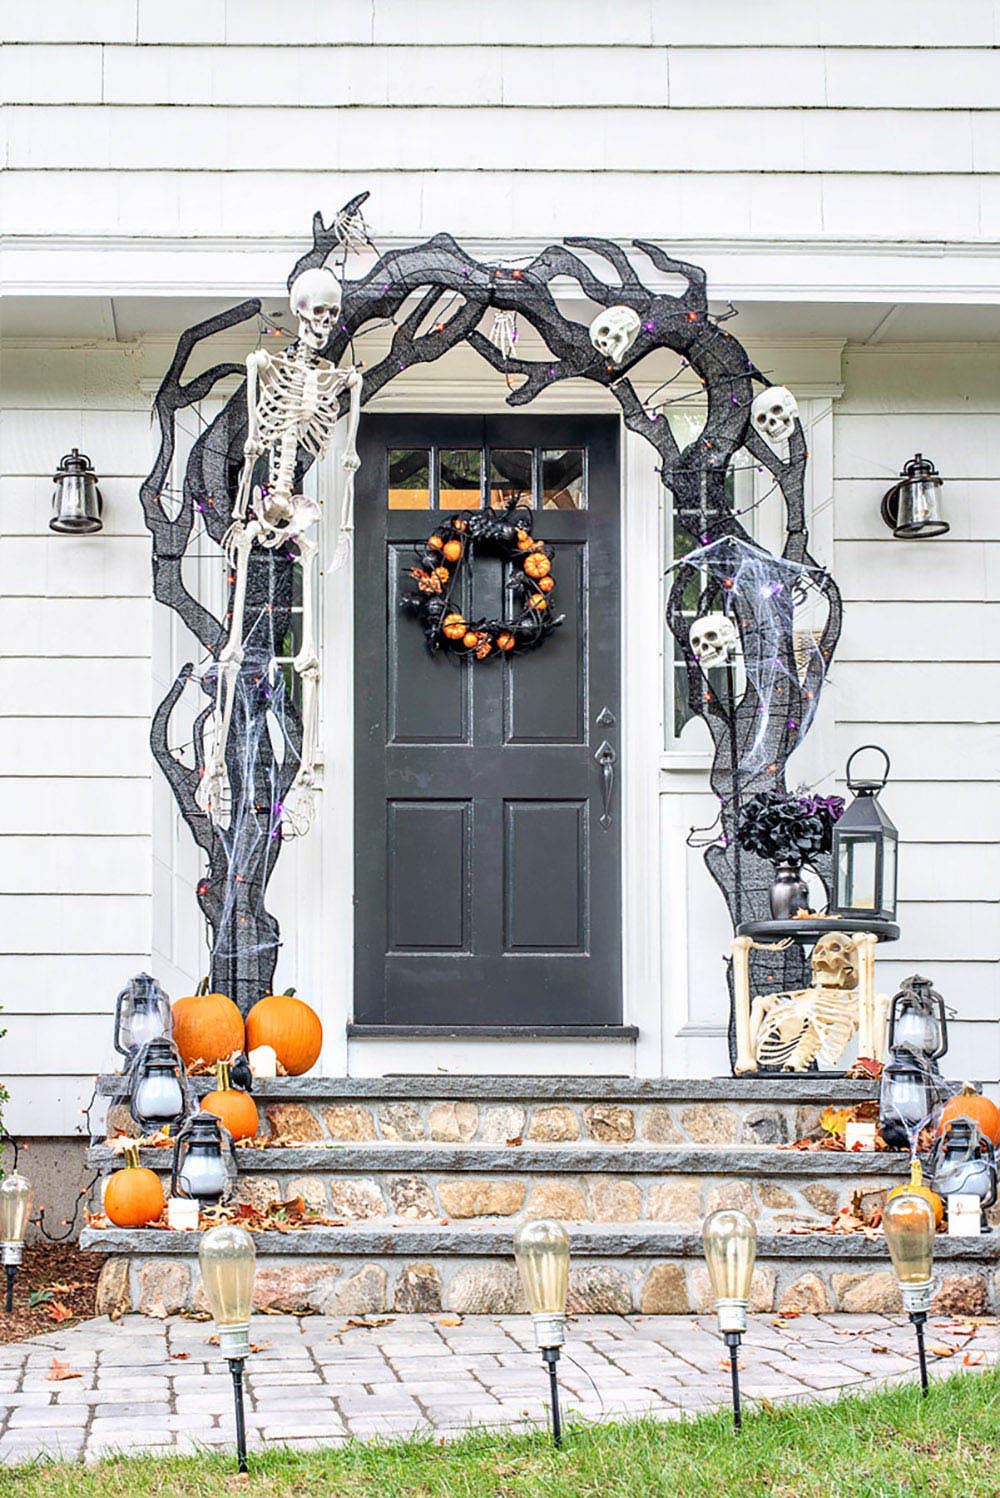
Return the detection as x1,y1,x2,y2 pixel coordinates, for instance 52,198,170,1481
516,529,532,550
202,1062,259,1142
442,613,467,641
462,631,479,648
433,566,450,583
104,1144,165,1228
886,1157,944,1228
172,980,244,1069
443,540,463,562
428,534,444,550
538,576,555,593
497,633,515,652
528,593,548,610
523,552,551,579
939,1083,1000,1146
246,989,323,1077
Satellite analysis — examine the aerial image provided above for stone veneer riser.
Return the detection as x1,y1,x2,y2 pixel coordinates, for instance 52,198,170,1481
84,1227,1000,1319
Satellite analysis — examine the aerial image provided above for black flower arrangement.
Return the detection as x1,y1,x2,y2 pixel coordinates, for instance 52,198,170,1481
736,791,844,868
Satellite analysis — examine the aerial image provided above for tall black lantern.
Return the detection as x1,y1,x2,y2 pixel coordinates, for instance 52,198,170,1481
888,975,947,1065
171,1113,235,1206
832,745,898,923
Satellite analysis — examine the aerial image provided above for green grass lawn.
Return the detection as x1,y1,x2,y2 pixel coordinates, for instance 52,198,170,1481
4,1369,1000,1497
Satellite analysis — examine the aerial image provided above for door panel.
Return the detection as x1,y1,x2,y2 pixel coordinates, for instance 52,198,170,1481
354,414,620,1026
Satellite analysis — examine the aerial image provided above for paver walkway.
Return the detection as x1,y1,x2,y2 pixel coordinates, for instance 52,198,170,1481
0,1311,994,1466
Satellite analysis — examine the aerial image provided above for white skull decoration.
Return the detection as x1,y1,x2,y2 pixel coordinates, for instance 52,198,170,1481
689,612,738,668
810,932,858,991
290,266,343,352
589,305,641,365
751,385,799,450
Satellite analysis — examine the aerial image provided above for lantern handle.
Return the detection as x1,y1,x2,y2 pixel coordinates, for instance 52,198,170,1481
846,744,890,792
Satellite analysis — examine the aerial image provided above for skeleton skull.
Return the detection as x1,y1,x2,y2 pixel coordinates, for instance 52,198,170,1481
589,305,641,365
810,932,857,991
751,385,798,449
689,612,738,668
290,266,343,352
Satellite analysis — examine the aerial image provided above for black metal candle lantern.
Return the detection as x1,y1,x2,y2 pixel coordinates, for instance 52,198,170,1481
114,973,172,1059
928,1118,998,1231
888,976,947,1065
171,1114,235,1206
879,1048,940,1149
881,454,949,539
50,449,103,534
832,746,898,923
129,1037,188,1133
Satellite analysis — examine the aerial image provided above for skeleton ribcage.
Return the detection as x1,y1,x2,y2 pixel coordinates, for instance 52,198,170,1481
257,353,344,465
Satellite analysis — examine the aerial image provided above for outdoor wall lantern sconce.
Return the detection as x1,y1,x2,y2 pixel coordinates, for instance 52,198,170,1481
50,449,103,534
0,1168,33,1312
928,1117,998,1232
702,1207,757,1431
883,1191,936,1393
113,972,173,1060
200,1222,255,1474
129,1037,188,1134
832,746,898,924
171,1113,233,1206
880,454,949,539
513,1218,570,1448
888,976,947,1068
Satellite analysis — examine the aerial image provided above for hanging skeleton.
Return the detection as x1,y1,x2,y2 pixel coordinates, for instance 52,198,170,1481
197,265,362,833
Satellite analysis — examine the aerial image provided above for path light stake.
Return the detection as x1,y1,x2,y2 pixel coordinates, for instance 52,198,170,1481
199,1223,256,1473
883,1192,936,1395
0,1170,32,1312
702,1208,757,1431
513,1219,570,1448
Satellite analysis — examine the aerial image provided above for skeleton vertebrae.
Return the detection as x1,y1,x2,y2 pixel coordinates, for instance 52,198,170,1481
197,265,362,836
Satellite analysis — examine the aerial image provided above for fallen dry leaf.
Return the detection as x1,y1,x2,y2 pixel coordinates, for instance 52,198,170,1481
506,1135,524,1147
48,1302,74,1325
340,1315,395,1332
963,1352,985,1366
719,1356,745,1371
928,1343,957,1358
871,1344,890,1354
169,1352,191,1361
438,1314,463,1327
47,1358,81,1381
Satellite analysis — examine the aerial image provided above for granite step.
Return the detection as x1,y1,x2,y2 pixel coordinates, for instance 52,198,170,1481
80,1222,1000,1320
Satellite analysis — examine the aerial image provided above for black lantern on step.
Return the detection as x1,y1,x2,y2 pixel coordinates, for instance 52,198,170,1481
832,745,898,924
171,1113,235,1206
114,973,172,1060
880,1047,941,1149
881,454,949,539
129,1037,189,1134
888,976,947,1067
50,449,103,534
928,1117,998,1231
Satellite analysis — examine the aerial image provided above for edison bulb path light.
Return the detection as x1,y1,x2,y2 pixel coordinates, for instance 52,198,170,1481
513,1219,570,1448
199,1223,256,1472
883,1191,936,1394
702,1208,757,1430
0,1171,32,1312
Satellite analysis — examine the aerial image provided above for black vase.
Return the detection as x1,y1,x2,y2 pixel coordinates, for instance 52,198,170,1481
769,860,809,920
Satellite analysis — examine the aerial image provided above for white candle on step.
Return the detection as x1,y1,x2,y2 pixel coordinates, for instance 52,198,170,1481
166,1196,199,1231
249,1045,277,1079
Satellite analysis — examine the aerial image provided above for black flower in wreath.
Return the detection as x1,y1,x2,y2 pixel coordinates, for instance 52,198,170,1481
401,503,564,661
736,790,842,866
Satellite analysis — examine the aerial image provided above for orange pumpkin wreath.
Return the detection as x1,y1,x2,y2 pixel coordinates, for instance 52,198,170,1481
403,504,563,661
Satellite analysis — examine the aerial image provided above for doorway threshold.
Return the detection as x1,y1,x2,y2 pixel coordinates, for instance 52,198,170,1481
347,1023,639,1040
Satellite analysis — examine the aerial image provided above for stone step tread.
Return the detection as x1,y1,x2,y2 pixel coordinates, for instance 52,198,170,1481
88,1142,911,1176
96,1073,880,1103
80,1223,1000,1261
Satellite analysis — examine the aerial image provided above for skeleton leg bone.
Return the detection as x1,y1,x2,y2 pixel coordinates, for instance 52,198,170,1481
285,532,321,834
197,521,259,823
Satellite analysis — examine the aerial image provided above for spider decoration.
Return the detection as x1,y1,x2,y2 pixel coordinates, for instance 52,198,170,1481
142,190,841,1015
402,504,563,661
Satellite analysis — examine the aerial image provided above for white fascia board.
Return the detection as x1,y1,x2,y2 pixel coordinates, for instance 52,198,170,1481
7,236,1000,304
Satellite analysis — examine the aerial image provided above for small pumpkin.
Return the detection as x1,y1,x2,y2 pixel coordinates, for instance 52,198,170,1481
443,539,463,562
201,1062,259,1142
428,534,444,550
516,529,533,550
433,566,450,583
528,593,548,610
442,613,467,641
523,552,551,579
172,979,244,1070
104,1143,165,1228
245,989,323,1077
886,1157,944,1228
939,1083,1000,1146
538,576,555,593
497,632,515,652
462,631,479,648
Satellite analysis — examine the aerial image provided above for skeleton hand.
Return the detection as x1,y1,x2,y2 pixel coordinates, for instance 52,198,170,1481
342,448,361,473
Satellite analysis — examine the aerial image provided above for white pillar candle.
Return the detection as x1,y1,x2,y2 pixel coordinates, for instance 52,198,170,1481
249,1045,277,1079
166,1196,200,1231
947,1194,982,1237
845,1120,877,1151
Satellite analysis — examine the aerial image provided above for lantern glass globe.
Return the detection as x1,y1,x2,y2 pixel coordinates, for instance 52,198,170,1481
198,1224,255,1333
702,1208,757,1304
513,1219,570,1318
0,1174,32,1244
883,1193,936,1289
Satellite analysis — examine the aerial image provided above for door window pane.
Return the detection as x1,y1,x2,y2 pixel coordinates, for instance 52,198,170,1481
541,449,585,509
388,450,430,509
439,450,482,509
489,450,533,509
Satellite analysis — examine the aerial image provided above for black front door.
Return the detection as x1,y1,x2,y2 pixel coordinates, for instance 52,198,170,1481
353,414,621,1026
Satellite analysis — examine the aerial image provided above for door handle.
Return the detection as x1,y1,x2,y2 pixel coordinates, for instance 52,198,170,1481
594,740,616,830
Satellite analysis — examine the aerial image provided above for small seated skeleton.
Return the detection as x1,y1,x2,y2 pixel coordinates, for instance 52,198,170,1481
733,929,888,1074
197,265,362,833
